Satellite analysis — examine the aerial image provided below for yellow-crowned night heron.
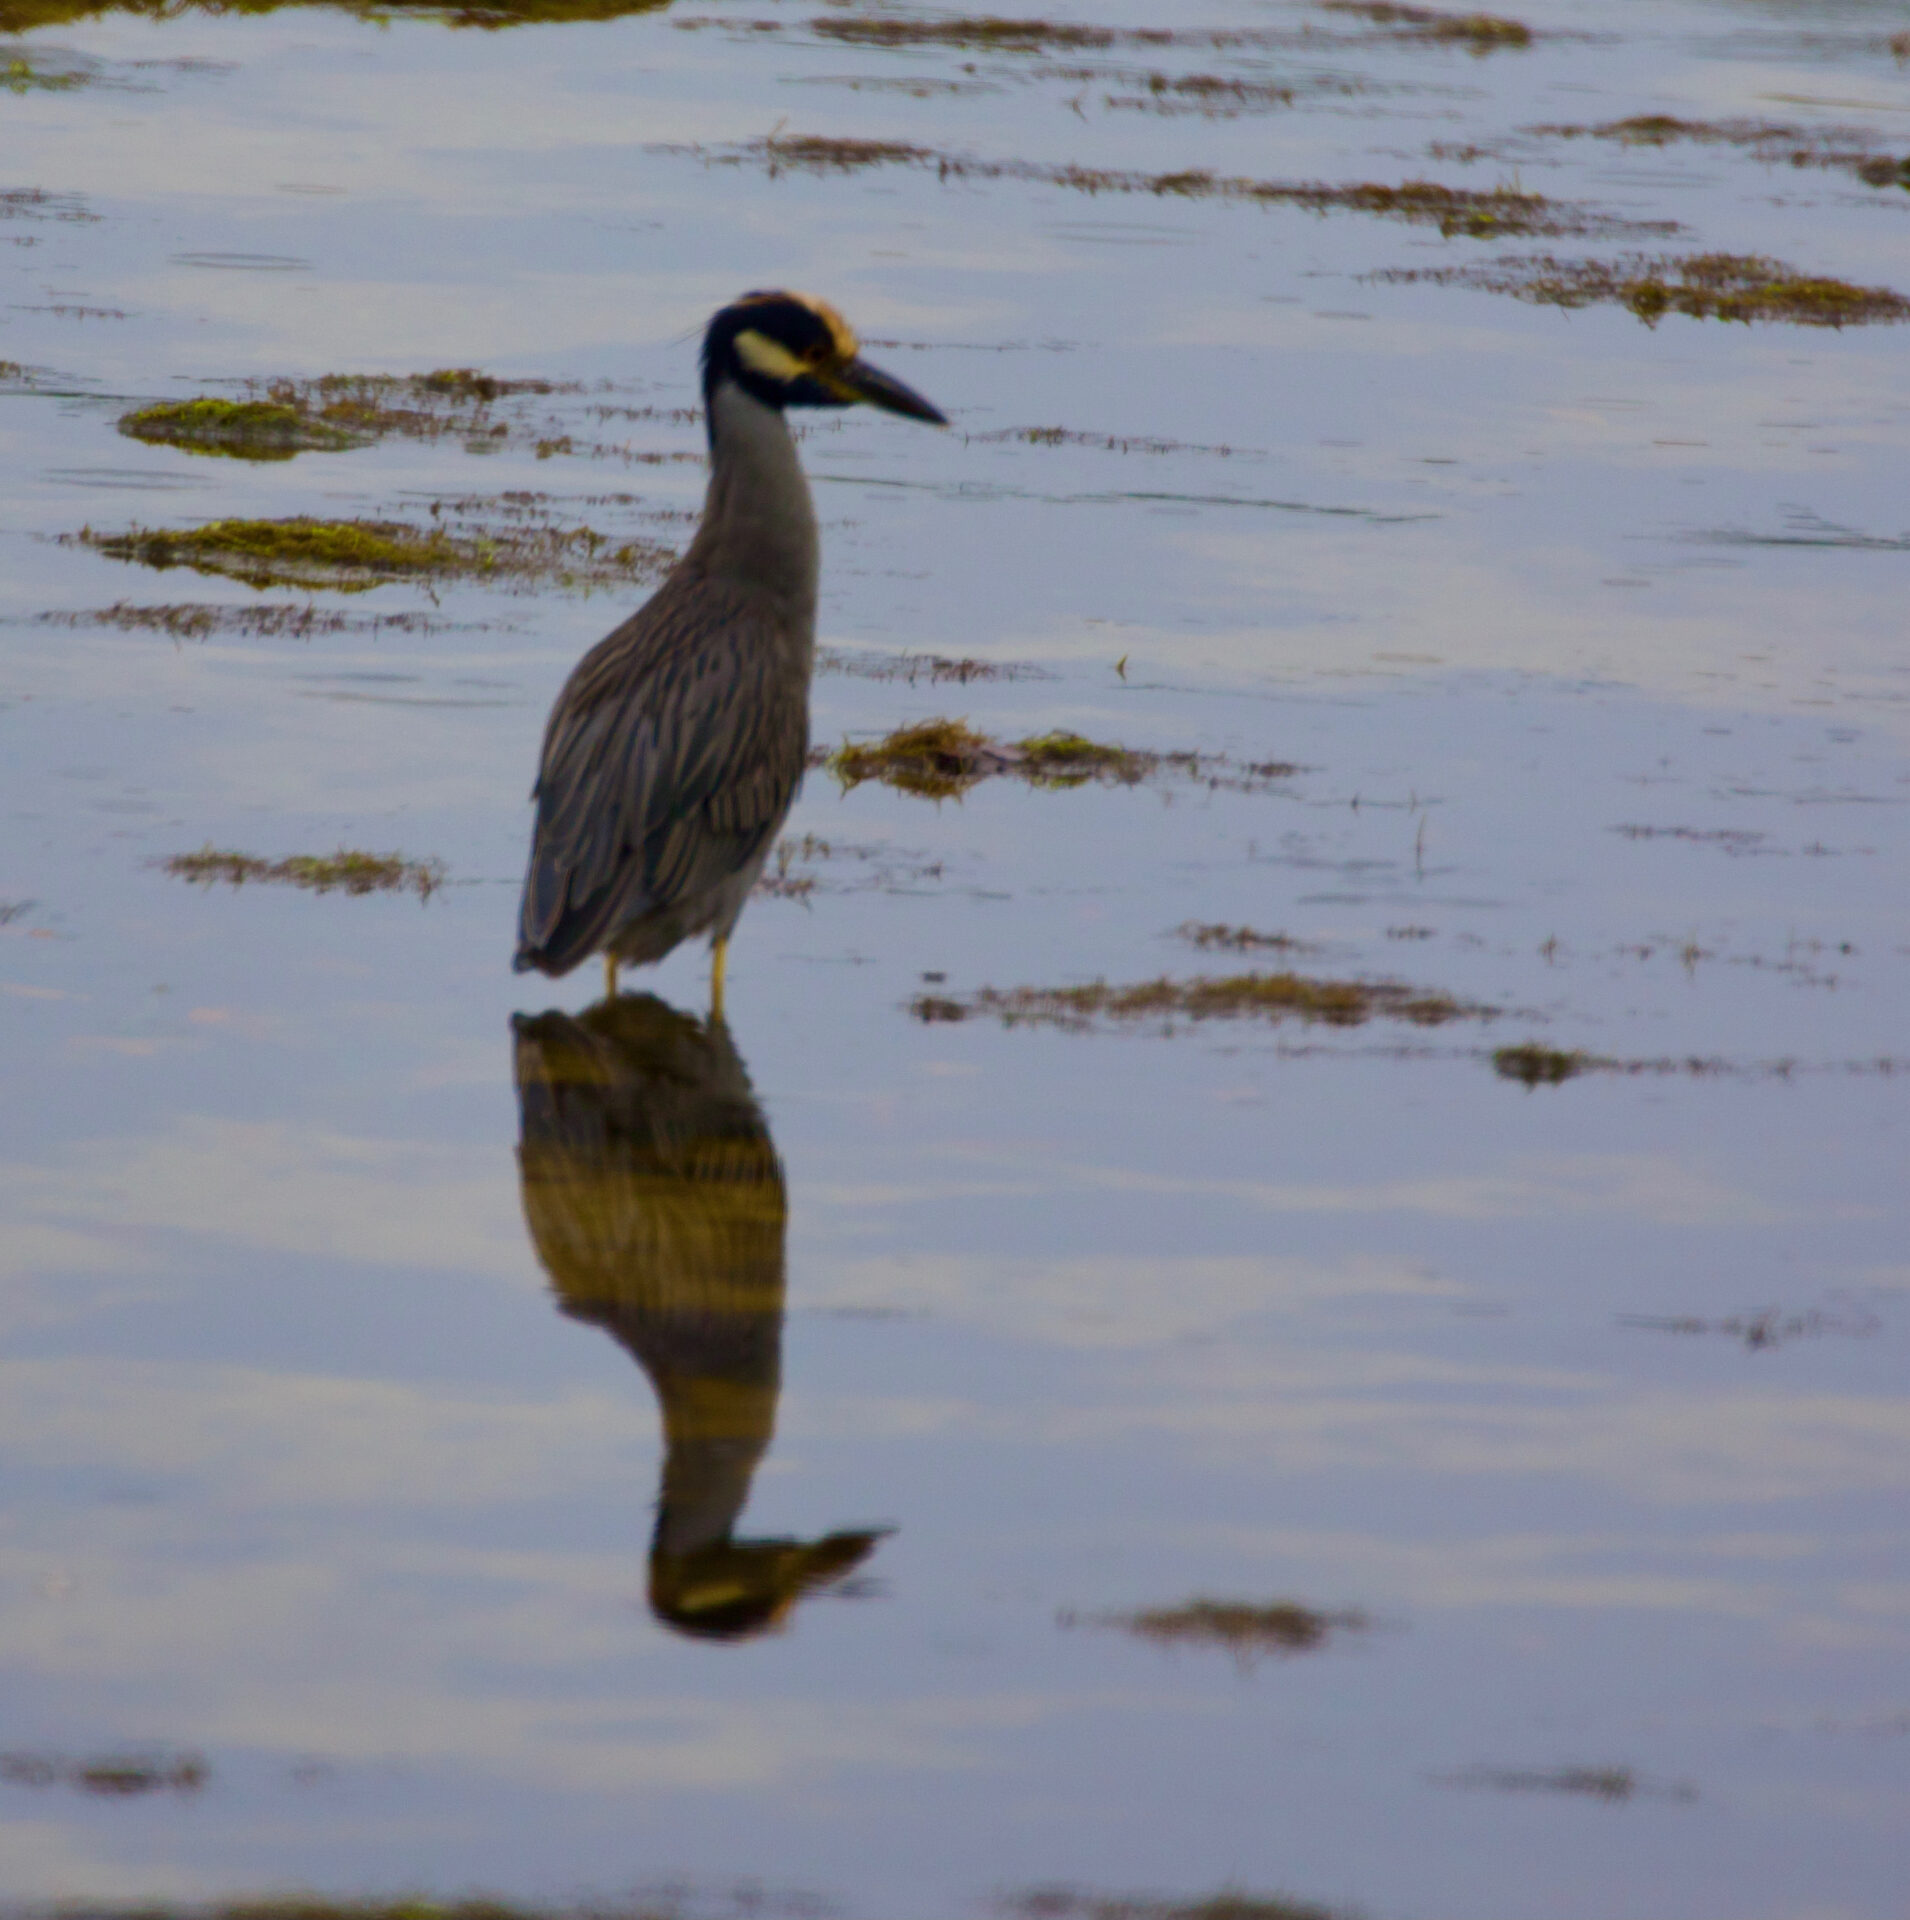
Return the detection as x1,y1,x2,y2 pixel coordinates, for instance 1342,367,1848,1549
514,290,946,1010
513,994,886,1639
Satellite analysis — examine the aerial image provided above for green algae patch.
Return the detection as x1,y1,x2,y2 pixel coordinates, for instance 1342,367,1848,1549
701,135,1670,240
1066,1597,1371,1666
112,369,610,463
910,972,1488,1031
118,398,359,461
1,52,91,87
1377,251,1910,325
1492,1041,1590,1086
1320,1,1530,48
819,720,1296,800
166,846,446,900
73,511,674,594
80,517,463,591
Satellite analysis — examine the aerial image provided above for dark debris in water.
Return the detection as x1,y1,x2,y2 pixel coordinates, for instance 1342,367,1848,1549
797,13,1282,54
689,134,1671,240
1375,251,1910,325
165,846,445,899
816,647,1052,684
970,424,1257,456
1617,1302,1881,1351
1177,922,1319,955
0,1747,207,1796
912,972,1490,1031
0,184,96,221
1064,1597,1372,1666
816,719,1298,800
1002,1889,1357,1920
1431,1764,1697,1804
34,601,479,638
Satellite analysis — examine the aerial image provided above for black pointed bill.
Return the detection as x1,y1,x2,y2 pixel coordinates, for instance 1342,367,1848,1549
824,355,948,426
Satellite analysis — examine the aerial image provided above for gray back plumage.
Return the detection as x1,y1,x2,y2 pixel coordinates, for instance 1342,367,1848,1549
515,566,810,974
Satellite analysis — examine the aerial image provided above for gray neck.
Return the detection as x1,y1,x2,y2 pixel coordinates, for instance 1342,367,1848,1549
688,381,821,627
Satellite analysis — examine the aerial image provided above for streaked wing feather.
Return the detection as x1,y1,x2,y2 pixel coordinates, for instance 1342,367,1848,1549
517,572,807,970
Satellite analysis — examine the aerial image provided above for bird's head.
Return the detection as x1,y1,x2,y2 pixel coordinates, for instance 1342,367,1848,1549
701,289,947,428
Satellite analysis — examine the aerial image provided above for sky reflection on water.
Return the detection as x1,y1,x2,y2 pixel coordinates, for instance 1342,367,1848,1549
0,0,1908,1914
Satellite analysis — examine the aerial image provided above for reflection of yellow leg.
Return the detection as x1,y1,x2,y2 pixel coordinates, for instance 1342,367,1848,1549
603,952,618,1000
711,935,728,1023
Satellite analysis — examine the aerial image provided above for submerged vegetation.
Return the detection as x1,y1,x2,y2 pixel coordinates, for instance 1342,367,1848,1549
697,134,1669,240
910,972,1488,1031
1376,251,1910,325
1067,1598,1372,1666
165,847,446,899
73,510,674,593
819,719,1296,800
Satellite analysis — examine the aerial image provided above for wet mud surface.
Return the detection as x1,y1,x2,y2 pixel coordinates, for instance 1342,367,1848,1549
0,1,1908,1917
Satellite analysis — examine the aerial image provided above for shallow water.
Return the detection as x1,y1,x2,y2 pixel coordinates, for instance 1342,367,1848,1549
1,1,1908,1914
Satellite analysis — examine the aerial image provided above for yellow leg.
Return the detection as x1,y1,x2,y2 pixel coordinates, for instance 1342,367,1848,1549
710,935,728,1023
603,952,618,1000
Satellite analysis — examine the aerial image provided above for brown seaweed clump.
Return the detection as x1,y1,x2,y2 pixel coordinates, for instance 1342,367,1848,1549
1529,115,1910,190
165,847,445,899
700,134,1667,240
1375,251,1910,326
910,972,1487,1030
1177,923,1317,954
1067,1597,1371,1666
0,1748,207,1796
1002,1889,1356,1920
1432,1764,1696,1803
818,720,1296,800
1320,1,1531,48
1492,1042,1589,1086
0,0,670,29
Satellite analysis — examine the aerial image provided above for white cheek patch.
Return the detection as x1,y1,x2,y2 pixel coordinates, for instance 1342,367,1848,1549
734,329,810,383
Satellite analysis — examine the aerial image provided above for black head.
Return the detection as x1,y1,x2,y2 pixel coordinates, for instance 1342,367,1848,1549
700,289,947,429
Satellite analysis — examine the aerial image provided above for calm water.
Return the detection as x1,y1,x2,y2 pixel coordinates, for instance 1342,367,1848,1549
1,1,1908,1914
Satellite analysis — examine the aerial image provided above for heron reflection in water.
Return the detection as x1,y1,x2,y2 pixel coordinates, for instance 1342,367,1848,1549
513,993,886,1640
